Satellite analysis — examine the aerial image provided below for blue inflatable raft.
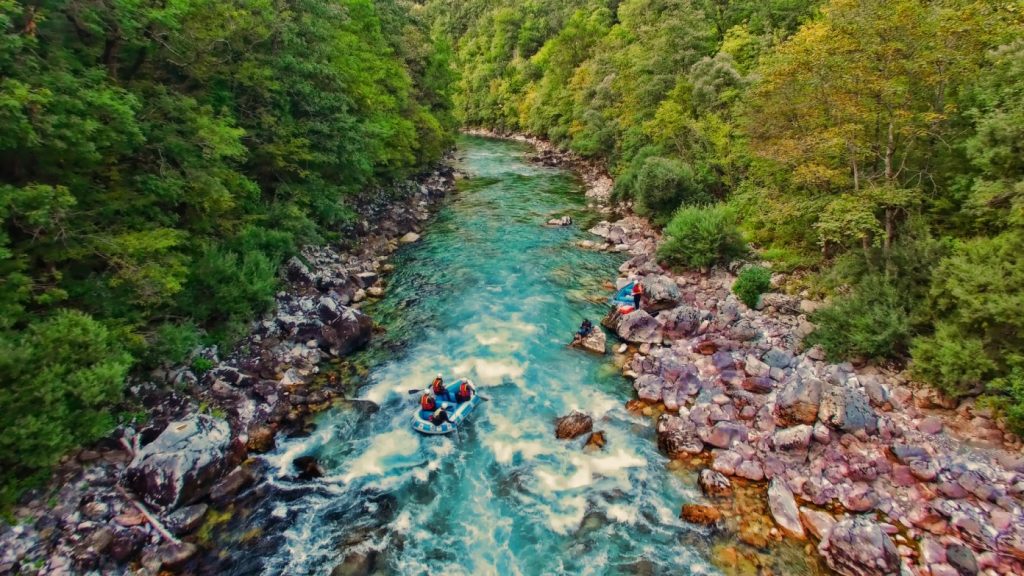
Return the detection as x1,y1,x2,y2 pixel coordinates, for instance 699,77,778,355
411,379,483,435
614,282,637,311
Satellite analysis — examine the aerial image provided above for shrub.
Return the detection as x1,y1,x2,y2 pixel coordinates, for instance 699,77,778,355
657,204,746,268
634,157,712,225
181,247,278,326
733,266,772,308
0,311,132,505
806,276,911,360
910,231,1024,409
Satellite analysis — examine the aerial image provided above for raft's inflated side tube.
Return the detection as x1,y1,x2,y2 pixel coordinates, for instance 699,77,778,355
614,282,636,311
411,379,482,435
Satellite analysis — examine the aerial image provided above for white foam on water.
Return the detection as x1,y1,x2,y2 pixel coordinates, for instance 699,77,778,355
452,357,528,386
338,428,420,484
605,503,638,524
542,495,587,535
533,448,647,493
262,424,336,479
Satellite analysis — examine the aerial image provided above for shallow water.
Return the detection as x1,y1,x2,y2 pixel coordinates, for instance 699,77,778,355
215,136,722,575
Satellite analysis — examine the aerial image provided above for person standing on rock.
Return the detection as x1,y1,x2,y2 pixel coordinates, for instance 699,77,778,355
631,279,644,310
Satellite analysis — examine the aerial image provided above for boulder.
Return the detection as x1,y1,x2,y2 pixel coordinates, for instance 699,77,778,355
818,517,900,576
657,414,704,458
210,466,256,505
141,542,198,572
555,411,593,440
763,347,794,369
125,414,230,509
744,355,770,378
640,275,681,313
547,216,572,226
773,425,813,451
741,377,775,394
799,507,836,540
575,328,606,354
584,431,606,451
698,469,733,497
660,306,706,339
315,296,373,355
775,377,823,426
610,309,662,344
818,384,877,433
163,504,208,536
680,504,722,526
634,374,666,403
294,456,325,480
698,422,748,449
768,479,805,539
946,544,978,576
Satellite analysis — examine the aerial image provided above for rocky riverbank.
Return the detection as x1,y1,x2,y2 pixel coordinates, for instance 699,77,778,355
501,133,1024,576
0,165,458,575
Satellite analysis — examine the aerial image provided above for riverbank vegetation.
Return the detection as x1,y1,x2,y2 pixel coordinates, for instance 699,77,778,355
430,0,1024,427
0,0,455,499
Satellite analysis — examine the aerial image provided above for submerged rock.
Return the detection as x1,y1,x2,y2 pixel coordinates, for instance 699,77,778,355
680,503,722,526
124,414,230,509
555,411,593,440
698,469,733,497
294,456,326,480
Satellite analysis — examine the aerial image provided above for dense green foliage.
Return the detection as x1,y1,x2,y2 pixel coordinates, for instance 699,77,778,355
657,205,745,269
0,0,455,491
732,266,771,309
434,0,1024,427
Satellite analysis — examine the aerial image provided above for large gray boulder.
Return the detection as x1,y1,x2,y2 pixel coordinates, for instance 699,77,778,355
575,328,606,354
775,377,823,426
124,415,230,509
608,309,662,344
278,293,372,356
640,275,681,313
660,306,706,339
818,384,877,433
818,517,900,576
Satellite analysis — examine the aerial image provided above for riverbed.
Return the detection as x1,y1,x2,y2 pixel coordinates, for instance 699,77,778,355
210,136,731,575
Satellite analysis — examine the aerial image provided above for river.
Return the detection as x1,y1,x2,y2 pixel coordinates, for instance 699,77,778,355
213,136,726,575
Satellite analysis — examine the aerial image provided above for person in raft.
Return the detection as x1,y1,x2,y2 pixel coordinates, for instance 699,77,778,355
631,279,644,310
572,319,594,344
455,379,476,403
430,407,451,426
420,391,437,413
431,373,453,402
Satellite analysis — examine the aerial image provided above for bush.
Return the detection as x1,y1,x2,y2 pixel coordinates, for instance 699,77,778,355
910,231,1024,406
634,157,712,225
806,276,910,361
181,247,278,327
733,266,772,308
0,311,132,504
657,204,746,268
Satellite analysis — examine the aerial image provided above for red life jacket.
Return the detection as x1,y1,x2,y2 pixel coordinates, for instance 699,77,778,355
458,381,472,398
632,282,644,295
431,378,445,395
421,394,436,411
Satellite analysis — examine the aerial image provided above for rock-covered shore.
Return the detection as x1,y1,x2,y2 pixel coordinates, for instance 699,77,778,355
0,166,458,575
523,137,1024,576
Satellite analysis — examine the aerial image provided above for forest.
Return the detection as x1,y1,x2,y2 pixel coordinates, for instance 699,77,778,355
430,0,1024,426
0,0,455,498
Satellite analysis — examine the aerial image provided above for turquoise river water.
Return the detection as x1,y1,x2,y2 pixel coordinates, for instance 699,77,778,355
217,136,735,575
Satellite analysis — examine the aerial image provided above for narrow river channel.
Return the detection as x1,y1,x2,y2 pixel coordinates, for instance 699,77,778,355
217,136,721,576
